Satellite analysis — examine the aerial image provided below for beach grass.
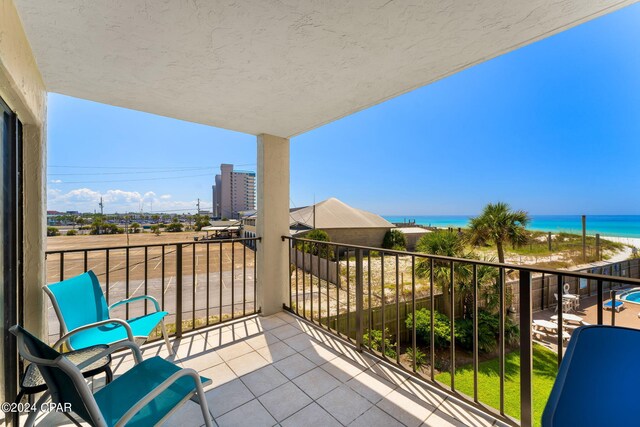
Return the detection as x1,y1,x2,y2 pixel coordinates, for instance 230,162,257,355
435,343,557,427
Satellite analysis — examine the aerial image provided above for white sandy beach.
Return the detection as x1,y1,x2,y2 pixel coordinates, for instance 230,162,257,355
598,236,639,264
601,235,640,248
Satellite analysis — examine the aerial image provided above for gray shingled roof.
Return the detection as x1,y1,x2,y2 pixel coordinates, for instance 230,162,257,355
290,198,393,229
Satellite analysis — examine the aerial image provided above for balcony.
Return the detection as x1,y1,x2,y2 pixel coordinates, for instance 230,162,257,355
31,312,501,427
32,236,640,427
3,2,639,425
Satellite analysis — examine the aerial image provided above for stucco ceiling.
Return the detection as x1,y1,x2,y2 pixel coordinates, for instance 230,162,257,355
13,0,636,138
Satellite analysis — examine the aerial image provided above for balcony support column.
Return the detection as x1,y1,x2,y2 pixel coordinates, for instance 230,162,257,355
256,134,289,315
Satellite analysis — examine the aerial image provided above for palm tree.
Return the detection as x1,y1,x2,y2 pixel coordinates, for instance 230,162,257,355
415,230,471,316
468,202,530,264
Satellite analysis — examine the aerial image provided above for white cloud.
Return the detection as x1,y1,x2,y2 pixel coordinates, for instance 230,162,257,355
50,179,63,184
47,187,200,213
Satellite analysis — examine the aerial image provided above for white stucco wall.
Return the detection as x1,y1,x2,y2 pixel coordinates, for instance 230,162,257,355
0,0,47,404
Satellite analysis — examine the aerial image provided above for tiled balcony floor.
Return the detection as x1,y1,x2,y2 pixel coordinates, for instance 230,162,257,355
34,312,503,427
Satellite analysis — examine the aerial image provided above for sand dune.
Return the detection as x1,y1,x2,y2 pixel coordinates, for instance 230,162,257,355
601,235,640,249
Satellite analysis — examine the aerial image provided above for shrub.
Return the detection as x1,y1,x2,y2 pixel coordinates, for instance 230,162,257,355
298,229,333,258
66,229,77,236
194,215,211,231
150,224,161,235
47,226,60,237
454,310,520,354
406,309,451,349
166,218,184,232
364,328,397,359
89,220,121,235
130,222,141,233
405,348,427,369
382,229,407,251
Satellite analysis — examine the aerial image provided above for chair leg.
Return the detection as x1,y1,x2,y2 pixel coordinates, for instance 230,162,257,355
12,390,24,426
105,366,113,384
160,320,173,355
24,391,50,427
194,380,214,427
62,411,83,427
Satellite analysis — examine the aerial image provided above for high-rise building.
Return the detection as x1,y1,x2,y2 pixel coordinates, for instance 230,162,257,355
212,163,256,219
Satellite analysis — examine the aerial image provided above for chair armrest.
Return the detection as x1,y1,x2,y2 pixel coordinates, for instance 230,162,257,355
76,340,143,370
109,295,161,313
114,368,204,427
53,319,135,350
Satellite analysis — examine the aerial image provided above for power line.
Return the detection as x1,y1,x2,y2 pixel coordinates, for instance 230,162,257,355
48,165,213,170
52,173,212,184
49,167,213,176
49,163,257,169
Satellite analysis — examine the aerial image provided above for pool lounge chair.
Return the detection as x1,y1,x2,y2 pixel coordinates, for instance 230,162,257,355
603,300,623,312
10,325,212,427
44,270,173,354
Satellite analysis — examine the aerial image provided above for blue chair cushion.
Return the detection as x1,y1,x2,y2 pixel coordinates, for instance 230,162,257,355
69,311,168,349
94,356,210,427
603,300,623,309
543,326,640,426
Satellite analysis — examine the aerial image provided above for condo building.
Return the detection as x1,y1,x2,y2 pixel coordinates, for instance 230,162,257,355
212,163,256,219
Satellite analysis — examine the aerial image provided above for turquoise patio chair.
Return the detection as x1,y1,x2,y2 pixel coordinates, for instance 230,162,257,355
44,270,173,354
10,325,213,427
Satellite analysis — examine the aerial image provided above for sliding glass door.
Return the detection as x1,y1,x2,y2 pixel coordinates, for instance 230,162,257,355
0,95,23,412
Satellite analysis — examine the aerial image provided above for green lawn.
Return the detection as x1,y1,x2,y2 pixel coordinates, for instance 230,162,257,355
435,344,557,427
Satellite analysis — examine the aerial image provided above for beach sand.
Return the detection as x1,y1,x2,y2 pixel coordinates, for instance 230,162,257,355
601,235,640,249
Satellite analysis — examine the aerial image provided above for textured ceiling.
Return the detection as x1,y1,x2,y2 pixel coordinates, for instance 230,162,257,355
14,0,635,137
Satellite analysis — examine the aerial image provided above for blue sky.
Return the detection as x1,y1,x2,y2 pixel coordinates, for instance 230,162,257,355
48,3,640,215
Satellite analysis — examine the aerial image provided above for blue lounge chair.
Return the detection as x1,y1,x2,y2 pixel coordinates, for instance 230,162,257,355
44,270,173,354
543,326,640,426
603,300,623,312
10,325,212,427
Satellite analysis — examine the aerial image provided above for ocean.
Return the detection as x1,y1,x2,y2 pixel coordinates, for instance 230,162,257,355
382,215,640,238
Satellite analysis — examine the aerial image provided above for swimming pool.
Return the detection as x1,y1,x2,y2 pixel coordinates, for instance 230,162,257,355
619,288,640,304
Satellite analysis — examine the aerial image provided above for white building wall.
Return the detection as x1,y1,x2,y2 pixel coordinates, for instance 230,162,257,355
220,163,233,219
217,164,256,219
0,0,47,404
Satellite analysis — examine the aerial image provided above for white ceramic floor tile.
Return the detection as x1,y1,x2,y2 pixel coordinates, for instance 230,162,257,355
258,382,313,421
281,403,341,427
435,397,495,427
161,400,212,427
320,355,367,383
256,341,297,363
241,365,289,397
216,399,276,427
316,384,373,425
346,370,397,403
226,350,269,376
273,353,316,379
205,378,254,418
292,367,341,400
270,324,305,340
215,341,254,362
200,362,238,389
349,405,404,427
377,389,437,427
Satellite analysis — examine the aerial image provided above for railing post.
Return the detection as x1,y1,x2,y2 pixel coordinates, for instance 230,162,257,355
611,290,616,326
355,248,364,351
519,270,533,427
597,279,603,325
176,244,183,338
